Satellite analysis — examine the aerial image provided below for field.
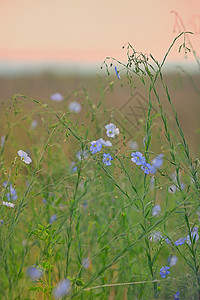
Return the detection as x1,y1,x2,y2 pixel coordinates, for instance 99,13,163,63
0,36,200,300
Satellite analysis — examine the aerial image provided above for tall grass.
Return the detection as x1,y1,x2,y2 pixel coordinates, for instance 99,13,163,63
0,30,199,299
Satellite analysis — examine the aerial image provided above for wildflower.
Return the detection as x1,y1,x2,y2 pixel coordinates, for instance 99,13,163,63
27,266,44,280
0,220,4,226
150,176,155,190
69,161,77,172
102,153,113,166
105,123,119,138
186,226,199,245
131,151,145,165
69,101,81,113
160,266,170,278
82,200,88,209
174,291,180,300
115,66,121,79
3,182,18,201
152,204,161,216
98,138,112,147
174,237,186,246
141,162,151,174
3,201,15,208
50,93,63,102
150,154,164,174
82,258,90,269
90,140,102,154
49,214,57,224
53,279,71,299
76,150,88,160
128,140,138,150
168,255,178,267
1,135,5,147
169,184,177,193
43,199,47,205
149,231,162,242
165,237,171,244
18,150,32,164
31,120,38,130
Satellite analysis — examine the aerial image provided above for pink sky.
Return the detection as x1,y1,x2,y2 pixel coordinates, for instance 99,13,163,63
0,0,200,63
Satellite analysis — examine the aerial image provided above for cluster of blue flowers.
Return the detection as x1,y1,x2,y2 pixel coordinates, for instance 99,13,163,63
174,226,199,246
131,152,164,175
131,151,151,174
90,123,119,166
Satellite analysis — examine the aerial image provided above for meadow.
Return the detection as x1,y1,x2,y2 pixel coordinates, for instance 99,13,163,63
0,32,200,300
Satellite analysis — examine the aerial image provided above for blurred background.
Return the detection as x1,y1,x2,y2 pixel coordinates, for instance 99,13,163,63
0,0,200,151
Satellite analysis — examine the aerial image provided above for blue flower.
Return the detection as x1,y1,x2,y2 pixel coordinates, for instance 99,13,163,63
186,226,199,245
160,266,170,278
165,237,171,244
50,93,63,102
90,140,102,154
18,150,32,164
131,151,145,165
174,237,186,246
98,138,112,147
76,150,88,160
1,135,5,147
82,258,90,269
69,161,77,172
150,154,164,174
168,255,178,266
141,162,151,174
149,231,162,242
174,291,180,300
152,204,161,216
115,66,121,79
53,279,71,299
3,182,18,201
105,123,119,138
27,266,44,280
69,101,81,113
49,214,57,224
0,219,4,226
83,200,88,209
31,120,38,130
102,153,113,166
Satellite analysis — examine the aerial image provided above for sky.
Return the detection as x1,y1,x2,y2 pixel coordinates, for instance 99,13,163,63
0,0,200,64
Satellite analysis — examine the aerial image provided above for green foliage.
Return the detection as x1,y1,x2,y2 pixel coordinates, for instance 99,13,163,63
0,30,199,300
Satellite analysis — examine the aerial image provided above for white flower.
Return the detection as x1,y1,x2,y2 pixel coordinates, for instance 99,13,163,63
105,123,119,138
17,150,32,164
69,101,81,113
3,201,15,208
